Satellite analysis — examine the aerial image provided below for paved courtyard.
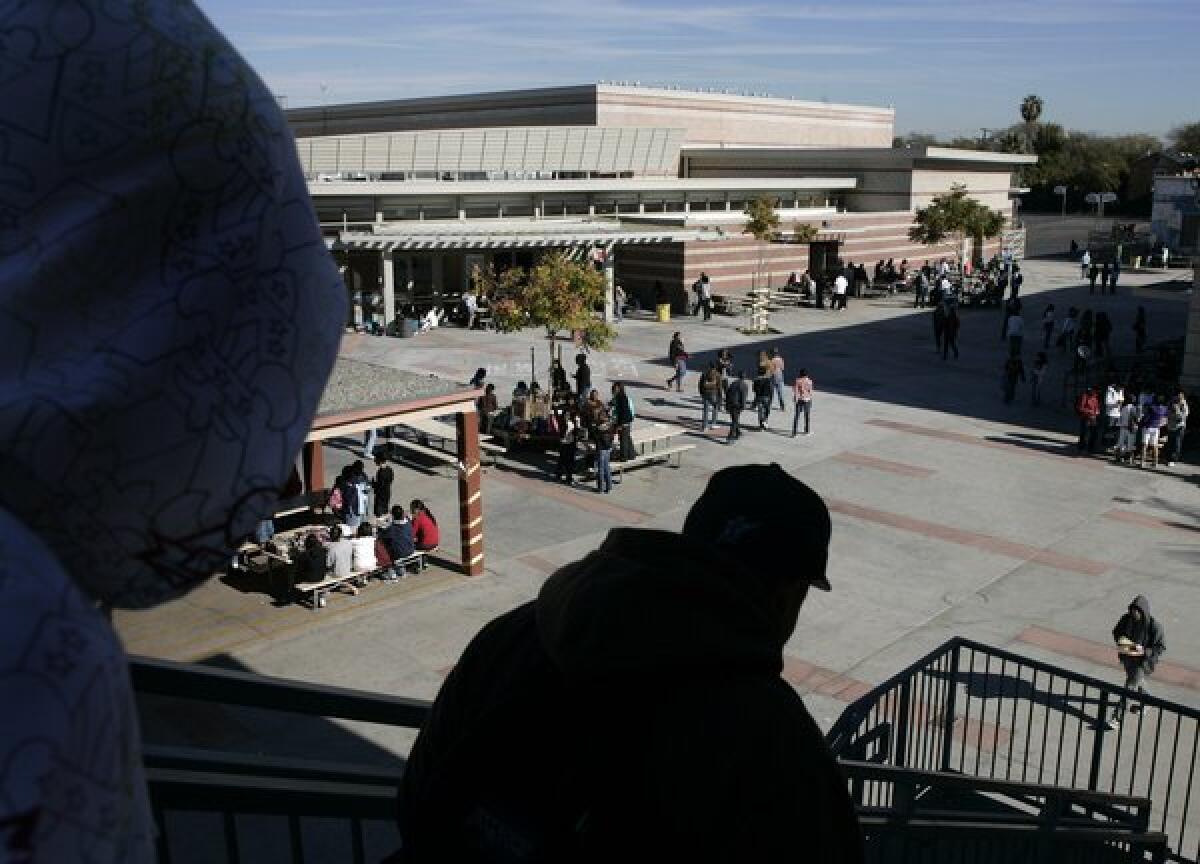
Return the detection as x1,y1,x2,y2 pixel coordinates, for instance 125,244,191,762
121,257,1199,764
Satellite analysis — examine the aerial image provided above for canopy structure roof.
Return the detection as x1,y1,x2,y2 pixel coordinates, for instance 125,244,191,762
309,358,477,442
332,219,723,251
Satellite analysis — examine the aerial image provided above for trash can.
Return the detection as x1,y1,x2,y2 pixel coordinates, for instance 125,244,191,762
656,303,671,323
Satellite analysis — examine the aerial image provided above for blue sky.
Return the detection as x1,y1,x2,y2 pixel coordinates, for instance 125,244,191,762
199,0,1198,140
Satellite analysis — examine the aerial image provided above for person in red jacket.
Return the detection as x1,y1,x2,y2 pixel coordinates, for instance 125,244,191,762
1077,386,1101,453
410,499,440,551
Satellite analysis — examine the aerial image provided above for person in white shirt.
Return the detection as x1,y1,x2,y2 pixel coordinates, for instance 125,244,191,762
351,522,378,577
1103,383,1124,452
832,274,849,311
1080,249,1091,279
420,307,443,333
462,291,477,329
699,273,713,321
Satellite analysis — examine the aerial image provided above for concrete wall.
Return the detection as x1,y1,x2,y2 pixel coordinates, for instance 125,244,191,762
910,168,1015,215
595,86,894,149
288,85,894,151
1184,264,1200,391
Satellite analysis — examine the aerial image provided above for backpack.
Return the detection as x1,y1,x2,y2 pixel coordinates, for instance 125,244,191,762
327,484,344,513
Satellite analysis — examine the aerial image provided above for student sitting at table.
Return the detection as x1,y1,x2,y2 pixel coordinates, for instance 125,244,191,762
325,525,357,598
351,523,377,580
291,533,327,598
381,506,416,579
410,500,440,552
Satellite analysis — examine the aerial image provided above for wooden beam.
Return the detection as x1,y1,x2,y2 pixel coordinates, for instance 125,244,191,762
456,410,484,577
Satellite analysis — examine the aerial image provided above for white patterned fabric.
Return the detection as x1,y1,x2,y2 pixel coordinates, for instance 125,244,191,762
0,2,345,860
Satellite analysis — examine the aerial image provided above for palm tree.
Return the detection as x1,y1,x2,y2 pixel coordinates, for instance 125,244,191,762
1020,94,1044,152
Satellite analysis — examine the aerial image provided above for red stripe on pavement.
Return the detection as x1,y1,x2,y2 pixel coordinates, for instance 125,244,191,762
833,451,935,478
865,418,1102,468
782,655,873,703
1103,509,1200,535
1017,626,1200,690
827,499,1110,576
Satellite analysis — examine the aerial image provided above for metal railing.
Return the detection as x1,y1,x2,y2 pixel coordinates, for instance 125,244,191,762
828,638,1200,862
132,656,432,864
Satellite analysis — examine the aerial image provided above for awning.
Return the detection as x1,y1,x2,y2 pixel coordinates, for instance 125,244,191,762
334,220,723,251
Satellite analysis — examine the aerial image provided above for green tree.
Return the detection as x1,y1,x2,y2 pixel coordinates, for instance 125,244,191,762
473,252,615,349
792,222,818,243
1020,94,1044,150
908,184,1005,267
1168,122,1200,153
743,195,780,291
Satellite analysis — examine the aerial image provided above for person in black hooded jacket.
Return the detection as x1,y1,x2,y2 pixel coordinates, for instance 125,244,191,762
396,464,862,864
1107,594,1166,728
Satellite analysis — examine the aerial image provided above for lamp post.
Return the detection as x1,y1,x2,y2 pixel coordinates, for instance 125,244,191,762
1053,185,1067,220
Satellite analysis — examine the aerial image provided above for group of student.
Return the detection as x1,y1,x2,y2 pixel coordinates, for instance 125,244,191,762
272,458,442,603
696,346,815,442
550,380,637,494
1076,384,1189,467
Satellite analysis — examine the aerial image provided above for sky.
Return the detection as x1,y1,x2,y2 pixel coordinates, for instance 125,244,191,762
198,0,1199,140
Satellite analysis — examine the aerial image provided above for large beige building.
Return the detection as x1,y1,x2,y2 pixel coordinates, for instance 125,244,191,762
287,84,1033,323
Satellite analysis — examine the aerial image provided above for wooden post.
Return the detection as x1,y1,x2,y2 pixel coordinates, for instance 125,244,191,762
455,409,484,577
302,441,326,506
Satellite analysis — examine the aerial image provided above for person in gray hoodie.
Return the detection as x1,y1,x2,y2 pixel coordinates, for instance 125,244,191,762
397,464,862,863
0,3,344,859
1108,595,1166,728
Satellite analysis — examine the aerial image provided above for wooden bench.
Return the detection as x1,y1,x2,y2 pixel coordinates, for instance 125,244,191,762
295,548,432,610
610,443,694,477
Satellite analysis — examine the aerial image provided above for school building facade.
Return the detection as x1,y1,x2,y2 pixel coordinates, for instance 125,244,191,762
286,84,1034,322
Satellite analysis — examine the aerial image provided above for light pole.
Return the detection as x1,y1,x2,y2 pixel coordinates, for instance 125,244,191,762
1053,185,1067,220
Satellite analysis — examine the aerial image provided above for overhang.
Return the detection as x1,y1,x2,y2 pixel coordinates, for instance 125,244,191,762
333,219,724,251
682,145,1037,168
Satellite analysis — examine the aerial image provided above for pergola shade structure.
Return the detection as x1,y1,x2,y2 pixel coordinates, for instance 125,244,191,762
304,359,484,576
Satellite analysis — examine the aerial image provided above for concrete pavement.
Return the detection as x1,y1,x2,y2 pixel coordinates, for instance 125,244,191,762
123,257,1200,753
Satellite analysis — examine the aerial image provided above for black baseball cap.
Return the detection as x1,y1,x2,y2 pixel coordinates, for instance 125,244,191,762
683,463,832,591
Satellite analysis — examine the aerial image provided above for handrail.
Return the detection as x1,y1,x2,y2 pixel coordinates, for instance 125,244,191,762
130,655,433,728
143,745,401,787
839,760,1153,810
145,768,396,819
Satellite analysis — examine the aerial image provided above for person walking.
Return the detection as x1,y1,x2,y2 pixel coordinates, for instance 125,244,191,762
1166,390,1189,466
1030,352,1048,406
613,283,625,321
792,369,814,436
1100,261,1111,293
753,369,773,430
933,303,946,353
725,371,746,443
1106,596,1166,729
699,363,723,431
1041,304,1056,349
699,272,713,321
555,420,579,485
666,332,688,392
1080,248,1091,279
1076,386,1101,453
1005,311,1024,357
942,306,960,360
832,271,848,311
1110,258,1121,294
1002,355,1025,404
769,348,786,410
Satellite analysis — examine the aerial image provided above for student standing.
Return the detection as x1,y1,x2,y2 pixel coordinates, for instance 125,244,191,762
372,455,394,520
594,422,615,494
942,307,960,360
666,332,688,392
1002,355,1025,404
792,369,814,436
769,349,787,410
1030,352,1047,406
1167,390,1189,466
725,372,746,443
